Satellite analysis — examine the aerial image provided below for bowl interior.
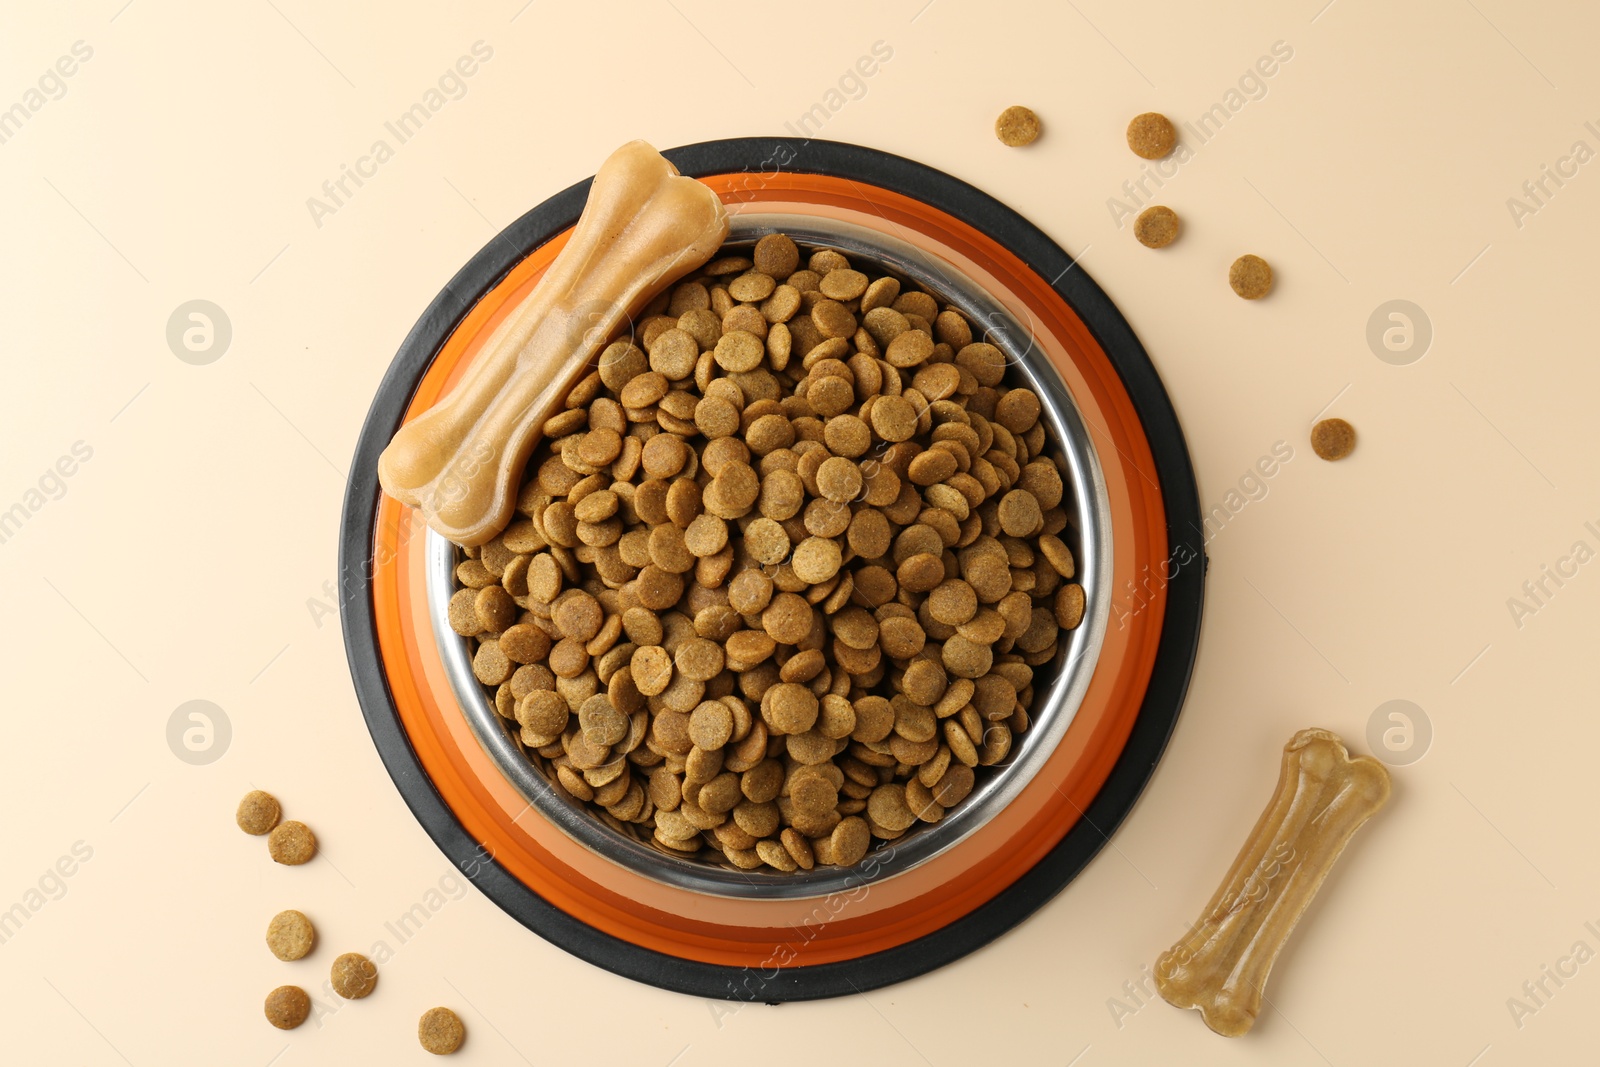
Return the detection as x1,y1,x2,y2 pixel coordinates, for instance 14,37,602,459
424,212,1113,900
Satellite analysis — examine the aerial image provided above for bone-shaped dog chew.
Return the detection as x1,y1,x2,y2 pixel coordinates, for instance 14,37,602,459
1155,728,1391,1037
378,140,729,546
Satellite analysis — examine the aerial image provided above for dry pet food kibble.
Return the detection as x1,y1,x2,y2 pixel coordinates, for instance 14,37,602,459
264,986,311,1030
1310,418,1356,461
330,952,378,999
995,106,1041,147
1228,255,1273,299
1134,206,1180,249
418,1007,466,1055
265,909,316,961
267,821,317,865
448,232,1086,873
1126,112,1177,159
236,790,281,835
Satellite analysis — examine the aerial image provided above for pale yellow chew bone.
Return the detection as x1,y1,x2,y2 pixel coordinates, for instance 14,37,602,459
379,140,729,546
1154,728,1390,1037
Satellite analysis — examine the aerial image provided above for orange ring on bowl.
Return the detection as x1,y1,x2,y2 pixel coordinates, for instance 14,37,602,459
341,139,1204,1000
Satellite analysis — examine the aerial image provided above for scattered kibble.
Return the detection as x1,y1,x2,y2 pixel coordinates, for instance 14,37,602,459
330,952,378,999
418,1007,466,1055
1134,206,1180,249
267,821,317,866
265,909,316,961
235,790,281,836
264,986,311,1030
1310,418,1356,461
1126,112,1176,159
994,106,1041,147
1228,255,1273,299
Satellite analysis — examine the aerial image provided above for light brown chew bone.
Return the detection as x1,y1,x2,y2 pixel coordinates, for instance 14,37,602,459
378,140,729,546
1154,728,1390,1037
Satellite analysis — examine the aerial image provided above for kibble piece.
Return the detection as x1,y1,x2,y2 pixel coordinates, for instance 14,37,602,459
1018,459,1064,510
597,343,646,394
812,299,857,340
1056,583,1086,629
995,105,1041,147
791,537,843,584
809,249,851,274
579,694,629,747
330,952,378,999
268,821,317,865
1126,112,1176,159
236,790,281,835
867,784,916,832
744,517,792,565
714,330,765,373
927,579,979,626
766,683,820,735
418,1007,466,1055
689,700,734,750
1311,418,1356,461
820,269,869,301
266,909,315,961
1229,255,1273,299
885,330,934,369
757,837,800,871
998,490,1043,537
831,816,871,866
473,639,513,686
264,986,311,1030
1039,534,1075,578
753,233,800,278
675,638,725,682
1134,206,1180,249
870,395,919,443
729,271,778,303
447,588,484,636
475,586,516,632
816,457,862,503
823,415,871,458
933,764,976,807
860,276,901,313
996,388,1041,433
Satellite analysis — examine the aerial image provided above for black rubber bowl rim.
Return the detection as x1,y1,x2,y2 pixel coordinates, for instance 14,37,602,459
339,137,1204,1002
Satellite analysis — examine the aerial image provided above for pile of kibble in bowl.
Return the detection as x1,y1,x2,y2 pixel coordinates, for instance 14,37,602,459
445,233,1086,873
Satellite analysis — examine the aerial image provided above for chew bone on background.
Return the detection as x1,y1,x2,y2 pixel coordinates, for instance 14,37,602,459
378,139,730,546
1154,728,1391,1037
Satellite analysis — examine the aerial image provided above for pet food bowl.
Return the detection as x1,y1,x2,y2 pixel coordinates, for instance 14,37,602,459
341,138,1204,1000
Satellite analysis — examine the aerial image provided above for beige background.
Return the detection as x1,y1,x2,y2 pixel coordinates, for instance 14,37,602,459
3,0,1596,1063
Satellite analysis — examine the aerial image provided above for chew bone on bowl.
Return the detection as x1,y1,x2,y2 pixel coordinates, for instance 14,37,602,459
404,152,1111,900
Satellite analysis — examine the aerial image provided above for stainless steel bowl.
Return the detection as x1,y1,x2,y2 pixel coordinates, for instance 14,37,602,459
425,213,1112,900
